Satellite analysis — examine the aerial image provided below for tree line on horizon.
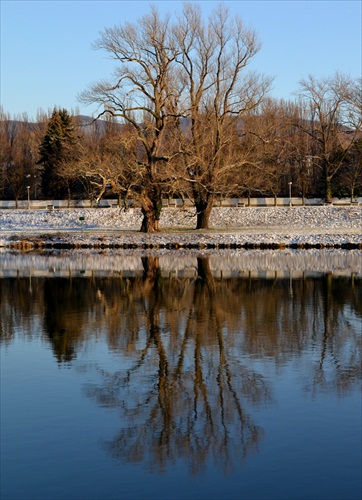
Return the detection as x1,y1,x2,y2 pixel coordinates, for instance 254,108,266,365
1,3,361,232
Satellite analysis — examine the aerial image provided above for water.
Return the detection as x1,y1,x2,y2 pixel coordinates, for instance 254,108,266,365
1,251,361,500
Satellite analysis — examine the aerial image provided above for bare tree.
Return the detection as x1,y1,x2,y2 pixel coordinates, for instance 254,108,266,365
241,99,293,204
335,137,362,201
0,108,13,199
0,110,41,206
295,72,362,202
242,98,323,204
174,3,272,228
79,6,181,232
60,117,139,205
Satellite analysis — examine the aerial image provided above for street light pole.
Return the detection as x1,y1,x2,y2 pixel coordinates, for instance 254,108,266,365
27,186,30,209
26,173,37,201
288,182,292,207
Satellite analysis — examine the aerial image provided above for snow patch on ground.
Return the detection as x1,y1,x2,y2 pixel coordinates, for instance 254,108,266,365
0,206,361,248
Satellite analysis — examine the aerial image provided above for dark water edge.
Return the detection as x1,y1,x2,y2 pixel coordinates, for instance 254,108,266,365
5,238,362,250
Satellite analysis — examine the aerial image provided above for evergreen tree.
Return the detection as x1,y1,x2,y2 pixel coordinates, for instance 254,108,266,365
38,108,78,198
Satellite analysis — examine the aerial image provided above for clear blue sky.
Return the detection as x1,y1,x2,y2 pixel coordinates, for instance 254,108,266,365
1,0,361,121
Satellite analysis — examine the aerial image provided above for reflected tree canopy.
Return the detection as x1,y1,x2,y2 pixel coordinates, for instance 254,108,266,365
1,255,361,472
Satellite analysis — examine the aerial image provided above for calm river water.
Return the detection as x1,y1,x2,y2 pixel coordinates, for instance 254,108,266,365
1,250,361,500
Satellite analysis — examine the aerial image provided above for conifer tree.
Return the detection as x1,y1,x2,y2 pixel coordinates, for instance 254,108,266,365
38,108,78,198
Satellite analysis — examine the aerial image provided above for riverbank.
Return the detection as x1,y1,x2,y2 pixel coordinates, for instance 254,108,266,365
1,206,361,249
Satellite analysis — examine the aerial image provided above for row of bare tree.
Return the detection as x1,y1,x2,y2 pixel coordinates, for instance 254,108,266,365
1,3,361,231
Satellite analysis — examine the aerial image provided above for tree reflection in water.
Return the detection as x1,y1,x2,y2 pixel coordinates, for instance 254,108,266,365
0,255,361,474
87,257,267,474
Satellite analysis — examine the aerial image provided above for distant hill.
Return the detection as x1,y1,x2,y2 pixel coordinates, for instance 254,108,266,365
1,115,120,134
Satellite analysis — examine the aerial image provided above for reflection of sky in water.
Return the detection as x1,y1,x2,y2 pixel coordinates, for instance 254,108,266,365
2,332,360,499
1,255,361,500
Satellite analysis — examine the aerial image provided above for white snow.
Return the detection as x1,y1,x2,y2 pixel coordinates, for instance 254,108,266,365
0,205,361,248
0,206,361,276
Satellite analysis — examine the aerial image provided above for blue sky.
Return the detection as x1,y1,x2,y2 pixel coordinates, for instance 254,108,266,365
1,0,361,121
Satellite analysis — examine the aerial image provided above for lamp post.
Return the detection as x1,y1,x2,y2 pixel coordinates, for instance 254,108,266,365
26,174,36,200
27,185,30,209
288,181,292,207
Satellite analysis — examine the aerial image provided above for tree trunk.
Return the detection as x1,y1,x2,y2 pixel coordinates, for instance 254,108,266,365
196,257,215,292
324,165,333,203
140,191,162,233
140,207,159,232
301,180,305,206
195,194,214,230
142,255,160,277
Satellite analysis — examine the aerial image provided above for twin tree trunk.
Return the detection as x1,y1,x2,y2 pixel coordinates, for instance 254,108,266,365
140,188,214,233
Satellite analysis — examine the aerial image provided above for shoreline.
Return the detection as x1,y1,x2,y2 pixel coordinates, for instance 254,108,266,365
1,206,361,250
4,233,362,250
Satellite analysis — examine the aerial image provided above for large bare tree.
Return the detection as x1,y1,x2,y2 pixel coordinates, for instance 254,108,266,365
174,3,272,228
79,3,272,231
79,6,181,232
